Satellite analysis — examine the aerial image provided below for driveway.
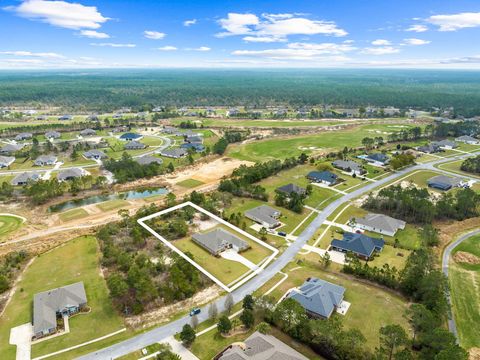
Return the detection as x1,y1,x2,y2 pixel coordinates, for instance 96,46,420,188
220,249,257,270
9,323,32,360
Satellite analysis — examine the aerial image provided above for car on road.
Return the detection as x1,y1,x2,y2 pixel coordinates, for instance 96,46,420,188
189,307,201,316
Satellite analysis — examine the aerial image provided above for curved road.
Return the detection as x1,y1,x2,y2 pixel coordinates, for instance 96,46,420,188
442,228,480,340
75,150,479,359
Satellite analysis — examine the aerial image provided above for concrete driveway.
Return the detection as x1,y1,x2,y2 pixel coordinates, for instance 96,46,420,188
9,323,32,360
220,249,257,270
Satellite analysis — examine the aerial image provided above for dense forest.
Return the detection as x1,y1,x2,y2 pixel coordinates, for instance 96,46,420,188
2,70,480,116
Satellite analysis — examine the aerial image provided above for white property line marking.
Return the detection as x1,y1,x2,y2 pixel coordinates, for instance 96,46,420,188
137,202,279,293
31,328,126,360
310,203,352,249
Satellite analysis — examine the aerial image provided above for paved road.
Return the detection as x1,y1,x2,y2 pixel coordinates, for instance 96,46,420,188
77,150,480,359
441,228,480,340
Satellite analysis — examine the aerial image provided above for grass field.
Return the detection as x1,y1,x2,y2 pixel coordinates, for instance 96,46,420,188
437,159,480,179
58,208,89,222
176,178,205,188
0,236,124,359
449,234,480,350
0,215,24,238
96,199,129,212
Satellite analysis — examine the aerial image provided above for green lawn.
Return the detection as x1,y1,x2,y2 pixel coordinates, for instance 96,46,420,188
449,234,480,350
96,199,129,212
0,215,24,238
58,208,89,222
437,159,480,179
0,236,124,359
177,178,205,188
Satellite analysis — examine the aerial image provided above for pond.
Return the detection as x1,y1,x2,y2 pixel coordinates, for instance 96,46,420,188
49,187,169,213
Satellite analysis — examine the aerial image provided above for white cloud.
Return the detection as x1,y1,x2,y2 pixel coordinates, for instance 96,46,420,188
183,19,197,27
157,46,177,51
243,36,286,43
144,31,166,40
427,12,480,31
5,0,109,29
402,38,431,46
371,39,391,46
361,46,400,55
217,12,347,40
406,24,428,32
193,46,211,52
79,30,109,39
90,43,136,48
0,50,64,58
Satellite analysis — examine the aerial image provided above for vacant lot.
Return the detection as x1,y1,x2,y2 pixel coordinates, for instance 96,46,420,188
58,208,89,222
437,159,480,179
0,215,24,238
0,236,124,359
96,199,129,212
449,234,480,350
177,178,205,188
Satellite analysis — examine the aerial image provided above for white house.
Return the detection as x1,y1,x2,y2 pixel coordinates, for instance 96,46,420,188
455,135,479,145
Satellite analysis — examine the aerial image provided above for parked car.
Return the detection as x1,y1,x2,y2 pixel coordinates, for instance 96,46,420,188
190,307,201,316
277,231,287,237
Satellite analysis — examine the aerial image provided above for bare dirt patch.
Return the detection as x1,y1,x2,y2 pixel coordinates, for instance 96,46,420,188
469,348,480,360
454,251,480,265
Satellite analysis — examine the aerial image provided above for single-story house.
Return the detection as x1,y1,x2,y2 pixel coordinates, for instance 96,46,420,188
427,175,463,191
84,149,107,160
185,136,203,143
33,282,87,339
332,159,365,176
307,171,338,186
455,135,479,145
124,140,146,150
45,131,61,140
245,205,281,229
162,126,177,134
58,115,72,121
87,114,99,121
180,143,205,152
15,132,33,141
136,155,163,166
160,148,188,158
192,228,250,256
417,143,442,154
11,171,41,186
286,277,346,319
0,155,15,168
431,139,457,150
276,183,306,197
36,115,47,121
0,143,24,155
57,168,86,181
80,128,96,137
364,153,390,166
217,331,308,360
226,108,239,117
34,155,57,167
330,232,384,260
352,213,406,237
119,132,143,141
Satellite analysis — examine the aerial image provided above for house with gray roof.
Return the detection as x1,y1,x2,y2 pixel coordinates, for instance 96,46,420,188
455,135,479,145
14,132,33,141
307,171,338,185
217,331,308,360
83,149,107,160
0,155,14,168
245,205,281,229
124,140,146,150
352,213,406,237
330,232,384,260
34,155,57,167
286,277,346,319
57,168,86,181
417,143,442,154
332,159,365,176
58,115,72,121
136,155,163,166
0,143,24,155
11,171,41,186
33,282,87,339
45,131,61,140
185,135,203,144
192,228,250,256
427,175,463,191
276,183,306,197
160,148,188,158
431,139,457,150
80,128,96,137
363,153,390,166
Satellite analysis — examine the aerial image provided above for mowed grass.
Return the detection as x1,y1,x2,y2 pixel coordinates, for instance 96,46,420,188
0,236,124,359
437,159,480,179
0,215,24,238
177,178,205,188
58,208,89,222
96,199,129,212
449,234,480,349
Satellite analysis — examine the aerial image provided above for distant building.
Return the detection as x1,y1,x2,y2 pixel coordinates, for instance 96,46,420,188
363,153,390,166
160,148,188,158
192,228,250,256
58,115,72,121
352,213,406,237
119,132,143,141
455,135,479,145
33,282,87,339
14,132,33,141
80,128,96,137
11,172,41,186
427,175,463,191
57,168,86,181
180,143,205,152
431,140,457,150
0,155,14,168
286,277,346,319
0,143,24,155
417,143,442,154
216,331,308,360
45,131,61,140
136,155,163,166
83,149,107,160
307,171,338,186
185,136,203,144
383,106,400,116
330,232,384,260
245,205,281,229
276,183,306,197
332,160,365,176
124,141,146,150
34,155,57,167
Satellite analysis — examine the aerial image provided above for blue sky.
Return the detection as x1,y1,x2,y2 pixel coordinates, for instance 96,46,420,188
1,0,480,68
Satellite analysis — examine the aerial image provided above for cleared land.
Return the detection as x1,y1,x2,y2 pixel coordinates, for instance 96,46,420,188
96,199,129,212
176,178,205,188
0,236,124,359
449,234,480,350
58,208,89,222
0,215,24,238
